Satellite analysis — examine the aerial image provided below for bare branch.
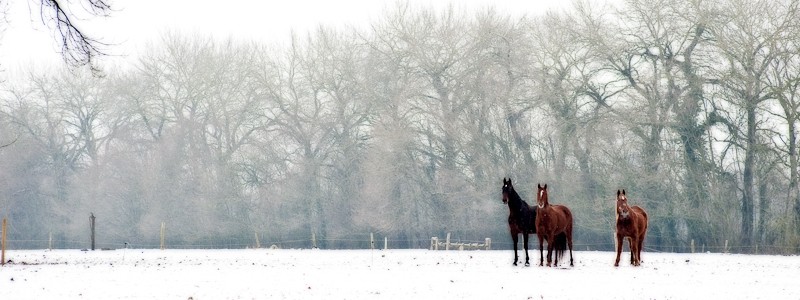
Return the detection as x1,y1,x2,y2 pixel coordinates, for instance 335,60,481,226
38,0,112,75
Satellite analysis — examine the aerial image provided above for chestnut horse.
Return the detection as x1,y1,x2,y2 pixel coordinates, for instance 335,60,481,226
614,189,648,267
535,184,574,267
501,178,537,266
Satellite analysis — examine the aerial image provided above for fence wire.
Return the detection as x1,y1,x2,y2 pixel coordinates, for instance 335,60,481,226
3,236,798,255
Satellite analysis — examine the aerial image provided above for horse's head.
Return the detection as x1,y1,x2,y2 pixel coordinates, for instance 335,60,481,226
502,178,514,204
616,189,630,219
536,183,549,208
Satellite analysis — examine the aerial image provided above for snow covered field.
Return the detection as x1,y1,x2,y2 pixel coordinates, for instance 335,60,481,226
1,248,798,299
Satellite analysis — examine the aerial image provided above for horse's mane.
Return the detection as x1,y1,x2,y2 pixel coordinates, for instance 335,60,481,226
508,188,527,207
510,188,537,231
507,188,522,204
508,188,535,213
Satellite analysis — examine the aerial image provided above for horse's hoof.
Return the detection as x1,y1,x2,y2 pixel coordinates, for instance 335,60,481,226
525,262,530,267
513,262,518,266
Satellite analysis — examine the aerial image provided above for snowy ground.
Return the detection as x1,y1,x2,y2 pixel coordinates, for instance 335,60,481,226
1,249,798,299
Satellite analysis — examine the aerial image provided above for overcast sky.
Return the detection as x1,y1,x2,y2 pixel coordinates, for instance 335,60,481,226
0,0,570,71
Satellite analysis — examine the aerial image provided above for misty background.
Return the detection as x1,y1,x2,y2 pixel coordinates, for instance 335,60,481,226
1,0,799,253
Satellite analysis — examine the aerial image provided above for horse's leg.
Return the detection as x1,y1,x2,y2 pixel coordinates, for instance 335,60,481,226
636,237,642,266
537,234,545,266
568,229,574,267
629,237,639,266
552,235,560,267
628,236,636,265
637,230,646,265
614,233,623,267
634,231,644,266
546,236,554,267
523,233,530,266
511,232,519,266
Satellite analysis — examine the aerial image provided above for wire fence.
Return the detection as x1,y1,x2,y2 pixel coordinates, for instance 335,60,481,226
1,216,796,254
2,236,490,251
3,236,798,255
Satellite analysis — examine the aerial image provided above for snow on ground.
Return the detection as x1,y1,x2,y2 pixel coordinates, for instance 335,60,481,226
1,248,798,299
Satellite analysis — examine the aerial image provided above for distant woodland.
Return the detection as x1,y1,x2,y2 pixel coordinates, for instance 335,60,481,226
1,0,799,253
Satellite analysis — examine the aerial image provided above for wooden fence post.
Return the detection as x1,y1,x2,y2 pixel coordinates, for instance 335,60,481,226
312,233,317,249
445,233,451,251
254,231,261,249
691,239,695,253
89,213,96,251
370,232,375,250
384,237,388,250
724,240,729,254
1,218,6,266
160,222,166,250
485,238,491,250
49,232,53,251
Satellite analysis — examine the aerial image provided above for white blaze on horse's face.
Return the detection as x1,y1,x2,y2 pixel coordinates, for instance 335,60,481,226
618,199,630,218
537,189,546,208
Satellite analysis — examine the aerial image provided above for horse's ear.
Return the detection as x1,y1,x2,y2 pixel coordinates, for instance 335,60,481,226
623,189,626,196
544,184,547,189
617,190,621,196
538,183,542,189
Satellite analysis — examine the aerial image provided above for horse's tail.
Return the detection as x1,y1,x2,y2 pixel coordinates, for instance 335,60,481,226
554,232,567,261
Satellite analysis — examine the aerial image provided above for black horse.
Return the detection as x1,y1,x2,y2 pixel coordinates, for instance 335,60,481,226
501,178,537,266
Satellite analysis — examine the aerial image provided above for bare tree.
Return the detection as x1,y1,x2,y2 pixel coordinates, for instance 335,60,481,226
713,0,800,247
570,0,684,248
3,0,112,73
0,71,85,245
764,17,800,248
358,8,430,246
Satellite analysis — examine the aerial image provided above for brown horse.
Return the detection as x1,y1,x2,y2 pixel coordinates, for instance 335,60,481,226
501,178,537,266
614,189,648,267
535,184,574,267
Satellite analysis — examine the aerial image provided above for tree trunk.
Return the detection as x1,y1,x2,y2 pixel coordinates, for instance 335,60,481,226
741,106,756,247
642,125,672,249
574,136,597,201
676,23,712,247
789,122,800,231
506,111,537,179
758,177,768,245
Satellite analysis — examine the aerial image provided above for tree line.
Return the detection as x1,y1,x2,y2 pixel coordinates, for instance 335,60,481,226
0,0,798,253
